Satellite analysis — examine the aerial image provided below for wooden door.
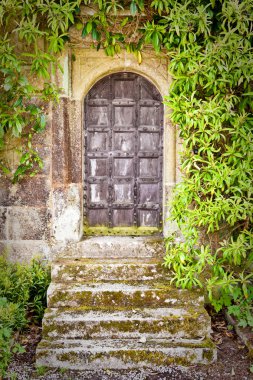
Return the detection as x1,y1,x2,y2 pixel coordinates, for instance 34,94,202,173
84,72,163,235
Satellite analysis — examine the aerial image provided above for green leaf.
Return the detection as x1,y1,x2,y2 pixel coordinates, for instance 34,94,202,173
86,22,92,34
82,25,88,38
130,1,137,15
40,114,46,129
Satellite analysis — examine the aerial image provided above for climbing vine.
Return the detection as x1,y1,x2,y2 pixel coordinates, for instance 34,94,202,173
0,0,252,325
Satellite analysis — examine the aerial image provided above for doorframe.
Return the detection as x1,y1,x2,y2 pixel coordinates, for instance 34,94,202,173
65,48,178,238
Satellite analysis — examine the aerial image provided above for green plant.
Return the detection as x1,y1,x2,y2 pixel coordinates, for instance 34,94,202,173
0,326,25,378
0,297,27,331
36,365,49,376
0,253,50,377
163,0,253,326
0,0,78,181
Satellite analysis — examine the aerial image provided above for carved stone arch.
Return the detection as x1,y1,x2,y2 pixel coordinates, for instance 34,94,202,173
72,56,170,101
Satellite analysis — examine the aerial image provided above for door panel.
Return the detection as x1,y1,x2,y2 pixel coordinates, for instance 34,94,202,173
84,72,163,234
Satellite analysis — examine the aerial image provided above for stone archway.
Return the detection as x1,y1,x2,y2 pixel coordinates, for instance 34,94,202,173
50,49,177,244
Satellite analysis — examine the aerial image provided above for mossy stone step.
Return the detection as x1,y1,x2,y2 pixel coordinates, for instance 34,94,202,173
37,237,216,369
47,282,204,309
56,236,164,259
51,258,171,283
36,338,217,369
42,307,211,341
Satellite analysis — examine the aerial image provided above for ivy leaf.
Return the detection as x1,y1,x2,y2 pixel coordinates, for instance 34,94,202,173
40,114,46,129
86,22,92,34
130,1,137,15
121,17,129,27
152,32,160,52
82,25,88,38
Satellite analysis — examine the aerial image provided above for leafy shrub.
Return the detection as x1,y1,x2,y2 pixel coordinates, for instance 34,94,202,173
0,253,50,377
163,0,253,326
0,297,27,331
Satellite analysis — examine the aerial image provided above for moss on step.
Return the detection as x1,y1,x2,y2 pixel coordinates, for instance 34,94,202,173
54,349,201,367
42,313,210,340
83,226,162,236
48,282,203,310
53,262,170,283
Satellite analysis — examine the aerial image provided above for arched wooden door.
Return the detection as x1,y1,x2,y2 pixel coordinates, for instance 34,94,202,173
84,72,163,235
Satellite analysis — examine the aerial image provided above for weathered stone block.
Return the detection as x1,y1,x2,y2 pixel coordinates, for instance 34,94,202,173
52,183,82,242
32,123,52,146
9,176,50,207
67,99,82,184
0,240,51,262
0,207,8,240
51,258,170,283
36,145,51,175
0,177,10,206
56,236,164,259
0,176,50,207
52,98,69,184
47,281,203,309
36,338,216,369
7,206,48,240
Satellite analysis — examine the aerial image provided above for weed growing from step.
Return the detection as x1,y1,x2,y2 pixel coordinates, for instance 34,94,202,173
0,253,50,378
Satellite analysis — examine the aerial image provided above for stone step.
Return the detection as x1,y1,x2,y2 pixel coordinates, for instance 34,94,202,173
37,237,217,369
42,307,211,341
51,258,171,283
54,236,164,259
36,338,216,369
47,282,204,309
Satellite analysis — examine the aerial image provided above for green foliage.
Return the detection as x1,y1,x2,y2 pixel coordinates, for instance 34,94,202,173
163,0,253,326
36,365,49,376
0,0,77,181
0,253,50,377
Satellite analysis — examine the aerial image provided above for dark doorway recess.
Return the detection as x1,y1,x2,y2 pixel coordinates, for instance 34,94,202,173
84,72,163,235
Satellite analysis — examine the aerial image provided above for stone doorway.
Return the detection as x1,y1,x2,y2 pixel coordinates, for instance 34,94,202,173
84,72,163,236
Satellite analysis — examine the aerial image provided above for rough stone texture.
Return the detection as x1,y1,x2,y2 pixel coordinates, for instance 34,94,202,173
52,98,69,185
7,207,48,240
37,238,216,369
47,282,204,309
42,307,210,340
0,207,8,240
0,178,10,207
55,236,165,259
8,176,50,207
51,258,171,282
36,144,51,176
0,176,50,207
52,184,82,242
67,99,82,184
37,339,216,369
0,240,50,262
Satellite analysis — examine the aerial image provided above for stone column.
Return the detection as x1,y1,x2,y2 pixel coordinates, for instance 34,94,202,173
51,97,83,243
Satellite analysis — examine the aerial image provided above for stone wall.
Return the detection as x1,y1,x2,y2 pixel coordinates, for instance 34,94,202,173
0,41,179,262
0,122,52,261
